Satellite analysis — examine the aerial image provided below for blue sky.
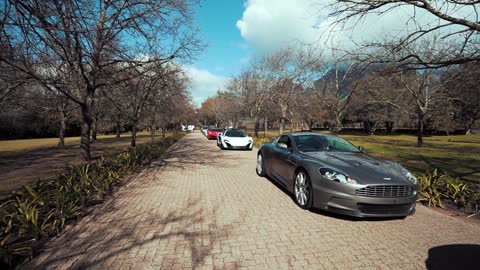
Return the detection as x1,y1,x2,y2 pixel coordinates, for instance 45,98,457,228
194,0,249,77
186,0,248,106
186,0,457,106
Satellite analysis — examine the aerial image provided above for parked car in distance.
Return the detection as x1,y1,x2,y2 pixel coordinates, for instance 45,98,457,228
201,126,209,136
181,124,195,132
207,128,223,140
256,132,417,218
218,129,253,150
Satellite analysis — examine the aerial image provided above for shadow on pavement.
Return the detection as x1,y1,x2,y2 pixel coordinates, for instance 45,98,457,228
149,135,246,171
26,196,237,269
22,134,242,269
425,244,480,270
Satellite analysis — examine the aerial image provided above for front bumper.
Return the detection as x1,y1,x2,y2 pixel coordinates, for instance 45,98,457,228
222,142,253,150
312,181,417,217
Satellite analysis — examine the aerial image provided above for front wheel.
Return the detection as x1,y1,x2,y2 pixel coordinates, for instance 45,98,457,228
294,170,313,210
256,153,265,177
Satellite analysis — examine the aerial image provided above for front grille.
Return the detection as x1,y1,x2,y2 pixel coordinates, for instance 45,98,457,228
358,203,413,215
355,185,414,198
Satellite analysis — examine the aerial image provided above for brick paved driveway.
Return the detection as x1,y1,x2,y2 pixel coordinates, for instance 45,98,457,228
25,132,480,269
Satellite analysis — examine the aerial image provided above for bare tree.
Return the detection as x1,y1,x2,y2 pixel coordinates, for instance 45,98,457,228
1,0,202,160
200,96,223,127
296,89,327,130
105,63,182,147
327,0,480,68
225,67,269,136
442,62,480,134
261,49,318,134
145,65,191,141
349,71,404,135
44,89,76,147
316,60,361,134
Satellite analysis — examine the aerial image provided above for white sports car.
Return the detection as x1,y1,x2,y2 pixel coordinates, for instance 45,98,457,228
218,129,253,150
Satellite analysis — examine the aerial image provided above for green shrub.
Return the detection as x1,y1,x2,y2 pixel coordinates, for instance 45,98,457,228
417,169,478,214
417,169,446,208
445,178,472,206
0,133,184,269
253,137,274,148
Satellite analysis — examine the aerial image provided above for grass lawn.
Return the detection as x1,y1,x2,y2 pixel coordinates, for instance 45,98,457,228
0,132,163,152
251,130,480,185
0,132,173,197
342,134,480,185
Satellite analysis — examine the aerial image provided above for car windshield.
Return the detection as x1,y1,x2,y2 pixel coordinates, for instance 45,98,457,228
293,134,360,153
211,129,223,132
225,130,246,137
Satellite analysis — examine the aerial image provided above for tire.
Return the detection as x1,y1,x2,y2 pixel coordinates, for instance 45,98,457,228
294,169,313,210
256,153,266,177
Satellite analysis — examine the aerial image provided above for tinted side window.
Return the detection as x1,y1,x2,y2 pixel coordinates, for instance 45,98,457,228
278,135,292,148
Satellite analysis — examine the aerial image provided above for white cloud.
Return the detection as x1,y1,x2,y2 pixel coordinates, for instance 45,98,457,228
237,0,473,55
184,66,229,106
236,0,320,52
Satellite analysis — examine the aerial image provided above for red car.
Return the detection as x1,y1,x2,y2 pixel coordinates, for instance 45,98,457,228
207,128,223,140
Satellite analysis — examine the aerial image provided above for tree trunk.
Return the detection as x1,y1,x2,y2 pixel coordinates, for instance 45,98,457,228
80,102,93,161
279,118,284,135
58,111,67,147
91,117,97,142
254,118,259,138
332,114,342,135
385,121,394,135
417,113,424,147
464,119,474,135
162,124,166,138
150,121,156,142
115,122,121,138
264,116,267,138
131,122,137,147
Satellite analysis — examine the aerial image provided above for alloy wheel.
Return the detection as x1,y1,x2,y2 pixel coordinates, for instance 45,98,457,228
295,171,309,207
256,154,263,175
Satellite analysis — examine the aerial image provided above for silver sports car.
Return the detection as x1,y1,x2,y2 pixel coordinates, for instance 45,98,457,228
256,132,417,218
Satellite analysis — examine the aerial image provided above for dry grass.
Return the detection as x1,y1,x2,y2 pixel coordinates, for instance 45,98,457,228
0,132,173,196
0,132,169,153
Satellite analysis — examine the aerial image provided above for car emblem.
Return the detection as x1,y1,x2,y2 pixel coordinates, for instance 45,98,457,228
383,177,392,180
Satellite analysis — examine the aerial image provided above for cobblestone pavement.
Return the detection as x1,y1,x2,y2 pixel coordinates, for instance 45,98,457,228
25,132,480,270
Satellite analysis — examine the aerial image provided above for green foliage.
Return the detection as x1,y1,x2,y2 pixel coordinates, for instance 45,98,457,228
0,133,184,268
253,137,274,148
445,178,472,206
417,169,447,208
417,169,478,213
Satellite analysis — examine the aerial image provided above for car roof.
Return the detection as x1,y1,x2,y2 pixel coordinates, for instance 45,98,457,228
282,132,330,137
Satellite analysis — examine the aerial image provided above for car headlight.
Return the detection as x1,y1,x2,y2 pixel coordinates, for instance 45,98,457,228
319,168,357,184
398,165,417,185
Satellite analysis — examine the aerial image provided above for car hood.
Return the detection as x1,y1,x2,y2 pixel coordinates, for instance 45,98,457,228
302,151,412,185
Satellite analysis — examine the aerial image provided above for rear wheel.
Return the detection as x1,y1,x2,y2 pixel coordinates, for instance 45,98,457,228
294,170,313,210
256,153,265,177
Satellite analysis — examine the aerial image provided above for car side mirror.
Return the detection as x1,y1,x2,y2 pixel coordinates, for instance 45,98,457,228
277,143,288,150
358,146,364,152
